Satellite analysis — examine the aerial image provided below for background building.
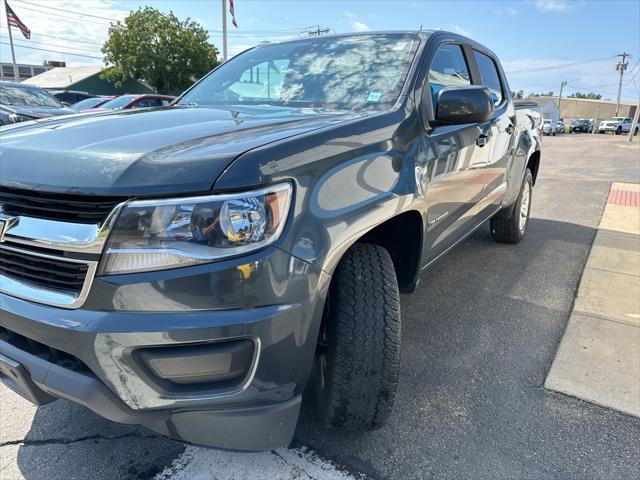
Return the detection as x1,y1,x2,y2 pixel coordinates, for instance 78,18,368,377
22,66,154,96
528,96,637,120
0,61,58,82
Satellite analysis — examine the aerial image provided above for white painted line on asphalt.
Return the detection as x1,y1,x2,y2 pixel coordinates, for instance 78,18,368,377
154,445,360,480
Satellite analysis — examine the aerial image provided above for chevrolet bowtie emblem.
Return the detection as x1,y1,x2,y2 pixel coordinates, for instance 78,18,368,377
0,215,19,243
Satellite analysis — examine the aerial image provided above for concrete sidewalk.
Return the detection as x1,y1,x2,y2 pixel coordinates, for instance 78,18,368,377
546,182,640,417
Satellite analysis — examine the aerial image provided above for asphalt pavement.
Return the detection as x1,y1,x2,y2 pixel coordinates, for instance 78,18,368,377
1,133,639,480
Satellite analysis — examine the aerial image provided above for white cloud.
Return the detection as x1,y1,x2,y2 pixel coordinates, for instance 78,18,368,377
496,6,519,15
345,13,370,32
0,0,129,67
353,21,371,32
447,24,471,37
535,0,580,12
502,57,638,102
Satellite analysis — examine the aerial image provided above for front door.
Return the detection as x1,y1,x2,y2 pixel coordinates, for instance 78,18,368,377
418,42,490,264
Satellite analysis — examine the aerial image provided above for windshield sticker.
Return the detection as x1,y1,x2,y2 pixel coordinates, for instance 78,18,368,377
367,92,383,103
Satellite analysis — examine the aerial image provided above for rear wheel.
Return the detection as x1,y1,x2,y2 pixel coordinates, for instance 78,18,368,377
312,243,401,431
490,169,533,244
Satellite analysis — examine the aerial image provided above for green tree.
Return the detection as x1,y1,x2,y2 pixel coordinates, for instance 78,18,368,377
568,92,602,99
511,89,524,99
101,7,218,94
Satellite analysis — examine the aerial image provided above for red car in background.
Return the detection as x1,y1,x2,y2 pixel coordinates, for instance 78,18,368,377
81,94,176,112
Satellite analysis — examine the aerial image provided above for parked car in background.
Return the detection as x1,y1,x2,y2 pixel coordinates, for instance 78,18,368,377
598,116,637,135
0,81,75,125
556,119,565,134
0,31,542,451
571,118,593,133
71,96,115,111
81,94,176,112
542,118,555,135
49,90,95,105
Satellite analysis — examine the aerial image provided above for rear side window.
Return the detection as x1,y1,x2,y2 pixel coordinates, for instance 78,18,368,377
473,50,503,105
428,44,471,111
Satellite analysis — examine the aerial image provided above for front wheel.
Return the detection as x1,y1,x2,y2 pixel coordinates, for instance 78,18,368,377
490,169,533,244
615,126,622,135
312,243,401,431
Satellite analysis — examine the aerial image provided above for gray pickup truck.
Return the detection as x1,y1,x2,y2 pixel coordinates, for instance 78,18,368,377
0,31,541,451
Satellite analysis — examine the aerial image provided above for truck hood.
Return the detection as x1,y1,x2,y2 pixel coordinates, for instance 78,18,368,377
0,105,359,196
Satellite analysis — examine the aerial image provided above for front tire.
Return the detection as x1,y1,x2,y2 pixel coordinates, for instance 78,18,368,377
490,169,533,244
313,243,401,431
615,126,622,135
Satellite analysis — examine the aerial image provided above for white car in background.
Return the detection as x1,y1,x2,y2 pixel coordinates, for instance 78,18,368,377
598,116,636,135
543,119,556,135
556,119,565,134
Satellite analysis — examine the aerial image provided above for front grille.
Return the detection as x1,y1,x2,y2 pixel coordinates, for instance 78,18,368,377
0,325,91,375
0,186,122,224
0,246,88,294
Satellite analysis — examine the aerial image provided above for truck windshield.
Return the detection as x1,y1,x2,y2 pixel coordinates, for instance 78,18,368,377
180,34,420,111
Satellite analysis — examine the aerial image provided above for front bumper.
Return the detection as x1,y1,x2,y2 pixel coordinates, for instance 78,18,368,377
598,125,618,132
0,247,330,450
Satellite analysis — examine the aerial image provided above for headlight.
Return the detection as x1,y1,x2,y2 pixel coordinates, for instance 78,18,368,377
99,183,292,275
8,113,32,123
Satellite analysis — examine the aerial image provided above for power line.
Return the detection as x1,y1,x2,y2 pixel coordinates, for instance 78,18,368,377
0,41,102,59
12,0,119,21
8,3,114,25
0,34,102,55
28,31,104,47
505,56,615,74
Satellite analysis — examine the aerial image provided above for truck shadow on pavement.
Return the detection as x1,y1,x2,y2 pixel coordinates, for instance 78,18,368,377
16,218,639,480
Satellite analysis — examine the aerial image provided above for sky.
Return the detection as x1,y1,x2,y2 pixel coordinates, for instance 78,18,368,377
0,0,639,101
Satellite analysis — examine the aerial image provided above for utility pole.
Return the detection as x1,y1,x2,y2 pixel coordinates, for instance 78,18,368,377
307,25,331,36
221,0,228,62
615,52,630,116
627,101,639,143
557,80,567,116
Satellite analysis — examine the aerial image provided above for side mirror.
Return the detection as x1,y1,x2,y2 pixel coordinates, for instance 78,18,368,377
434,86,494,125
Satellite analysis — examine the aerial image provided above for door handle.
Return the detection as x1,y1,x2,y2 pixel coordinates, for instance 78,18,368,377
476,134,489,147
506,124,515,134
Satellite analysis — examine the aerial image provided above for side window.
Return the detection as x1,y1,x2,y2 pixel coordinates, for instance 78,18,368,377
428,44,471,112
138,98,163,108
473,50,503,105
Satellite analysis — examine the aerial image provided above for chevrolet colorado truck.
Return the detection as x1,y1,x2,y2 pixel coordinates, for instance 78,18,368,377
0,31,541,451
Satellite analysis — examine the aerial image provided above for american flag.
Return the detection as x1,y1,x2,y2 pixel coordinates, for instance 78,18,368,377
5,1,30,39
229,0,238,28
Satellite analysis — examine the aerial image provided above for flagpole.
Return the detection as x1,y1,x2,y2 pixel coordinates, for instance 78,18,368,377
5,3,19,81
221,0,227,62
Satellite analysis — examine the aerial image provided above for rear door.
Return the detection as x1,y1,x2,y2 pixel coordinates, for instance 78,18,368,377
418,41,490,263
469,49,516,211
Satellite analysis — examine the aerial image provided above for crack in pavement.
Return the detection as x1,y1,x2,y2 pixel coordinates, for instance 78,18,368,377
0,432,159,448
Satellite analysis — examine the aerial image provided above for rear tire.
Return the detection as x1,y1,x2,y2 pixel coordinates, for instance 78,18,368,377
490,169,533,244
313,243,401,431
